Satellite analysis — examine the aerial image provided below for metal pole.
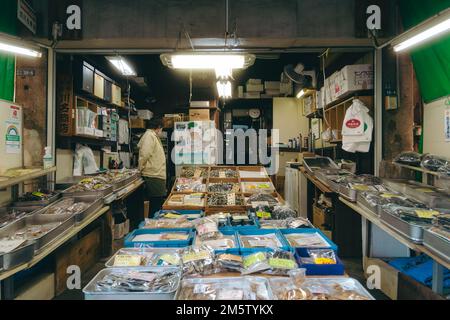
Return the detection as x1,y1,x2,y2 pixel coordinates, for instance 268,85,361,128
432,261,444,295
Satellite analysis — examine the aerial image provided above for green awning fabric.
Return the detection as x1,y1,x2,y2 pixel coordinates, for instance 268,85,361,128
399,0,450,103
0,0,17,102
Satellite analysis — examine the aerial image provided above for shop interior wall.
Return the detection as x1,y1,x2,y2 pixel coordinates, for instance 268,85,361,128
56,149,101,182
423,96,450,159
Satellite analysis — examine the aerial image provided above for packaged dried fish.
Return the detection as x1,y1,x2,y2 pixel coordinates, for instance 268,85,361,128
285,232,330,248
110,248,183,267
207,183,240,193
241,252,271,275
94,269,180,293
288,268,307,287
241,181,274,193
176,277,273,300
214,253,243,273
302,249,337,265
265,250,298,275
271,205,297,220
382,204,440,225
205,212,229,228
195,235,235,251
246,193,279,206
2,222,62,241
181,167,208,178
240,233,283,249
210,168,238,178
141,217,193,229
421,154,449,172
360,191,427,209
174,178,206,192
269,277,311,300
193,217,222,241
181,246,215,276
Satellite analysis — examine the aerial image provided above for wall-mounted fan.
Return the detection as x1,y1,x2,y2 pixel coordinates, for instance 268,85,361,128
283,63,317,89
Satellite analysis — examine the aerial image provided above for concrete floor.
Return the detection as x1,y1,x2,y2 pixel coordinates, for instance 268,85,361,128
55,252,389,300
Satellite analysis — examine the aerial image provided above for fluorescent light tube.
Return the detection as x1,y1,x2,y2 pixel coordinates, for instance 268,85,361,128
106,56,136,76
0,42,41,57
296,89,306,99
392,8,450,52
217,80,232,98
161,53,256,71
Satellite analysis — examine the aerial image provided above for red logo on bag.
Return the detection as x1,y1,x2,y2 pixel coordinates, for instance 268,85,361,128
346,119,361,128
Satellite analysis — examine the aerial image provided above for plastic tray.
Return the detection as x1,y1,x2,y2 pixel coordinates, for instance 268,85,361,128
193,229,240,254
83,267,181,300
237,229,290,253
105,248,184,268
303,157,339,174
153,210,204,221
280,228,338,255
124,228,194,248
295,250,345,276
61,184,114,199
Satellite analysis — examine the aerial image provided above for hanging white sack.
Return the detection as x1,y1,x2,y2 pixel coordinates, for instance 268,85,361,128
342,99,373,153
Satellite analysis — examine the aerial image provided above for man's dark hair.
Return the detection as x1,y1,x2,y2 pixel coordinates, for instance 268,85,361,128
147,117,163,129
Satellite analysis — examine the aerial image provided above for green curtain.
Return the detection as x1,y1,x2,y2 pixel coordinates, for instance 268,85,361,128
0,0,18,102
399,0,450,103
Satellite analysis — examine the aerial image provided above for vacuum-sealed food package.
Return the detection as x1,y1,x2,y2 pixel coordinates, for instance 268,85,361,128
265,250,298,275
269,277,311,300
109,248,182,267
285,232,330,248
301,249,337,265
195,235,236,251
214,253,244,273
141,217,193,229
241,252,271,275
271,205,297,220
193,217,222,241
181,246,215,276
239,233,283,249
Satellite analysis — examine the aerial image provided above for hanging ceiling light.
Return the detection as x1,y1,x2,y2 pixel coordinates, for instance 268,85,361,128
106,56,137,76
160,52,255,71
392,8,450,52
0,33,42,58
217,80,232,99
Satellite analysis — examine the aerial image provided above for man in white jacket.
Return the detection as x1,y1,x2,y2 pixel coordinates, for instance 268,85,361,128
138,118,167,217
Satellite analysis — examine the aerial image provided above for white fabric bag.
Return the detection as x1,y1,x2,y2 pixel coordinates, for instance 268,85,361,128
342,99,373,153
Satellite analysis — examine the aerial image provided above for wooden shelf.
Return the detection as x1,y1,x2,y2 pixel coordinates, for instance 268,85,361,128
325,90,374,110
57,135,117,151
339,197,450,270
0,167,57,189
393,162,445,178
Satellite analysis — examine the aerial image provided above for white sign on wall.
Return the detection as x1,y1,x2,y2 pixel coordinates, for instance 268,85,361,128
17,0,37,34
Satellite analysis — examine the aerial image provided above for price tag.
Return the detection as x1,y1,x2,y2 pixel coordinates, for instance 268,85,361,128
159,254,180,265
269,258,296,269
227,193,236,205
113,255,143,267
415,210,440,219
182,250,210,263
163,213,182,219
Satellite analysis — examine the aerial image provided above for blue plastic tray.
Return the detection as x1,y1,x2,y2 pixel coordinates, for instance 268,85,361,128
153,210,204,220
124,228,194,248
237,229,290,253
193,229,240,254
280,228,338,256
295,249,345,276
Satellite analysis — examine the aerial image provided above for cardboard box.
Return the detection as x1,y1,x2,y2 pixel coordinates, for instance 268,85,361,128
336,64,374,98
189,109,210,121
246,84,264,92
137,110,153,120
130,118,145,129
244,92,261,99
264,81,281,90
328,71,341,102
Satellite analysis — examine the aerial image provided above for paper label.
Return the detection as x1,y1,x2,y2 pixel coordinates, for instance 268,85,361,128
0,239,26,253
232,215,249,220
243,252,266,268
113,255,143,267
182,250,211,263
415,210,440,219
219,172,226,178
127,272,157,282
256,211,271,219
218,254,243,263
163,213,182,219
217,289,244,300
227,193,236,205
269,258,296,269
159,253,180,265
415,188,435,193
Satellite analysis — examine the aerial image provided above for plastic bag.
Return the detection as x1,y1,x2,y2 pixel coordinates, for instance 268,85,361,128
288,268,307,287
421,154,449,172
193,217,222,241
264,250,299,275
269,277,310,300
240,233,283,249
241,252,271,275
302,249,337,265
271,205,297,220
214,253,244,273
73,144,99,176
181,246,215,277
